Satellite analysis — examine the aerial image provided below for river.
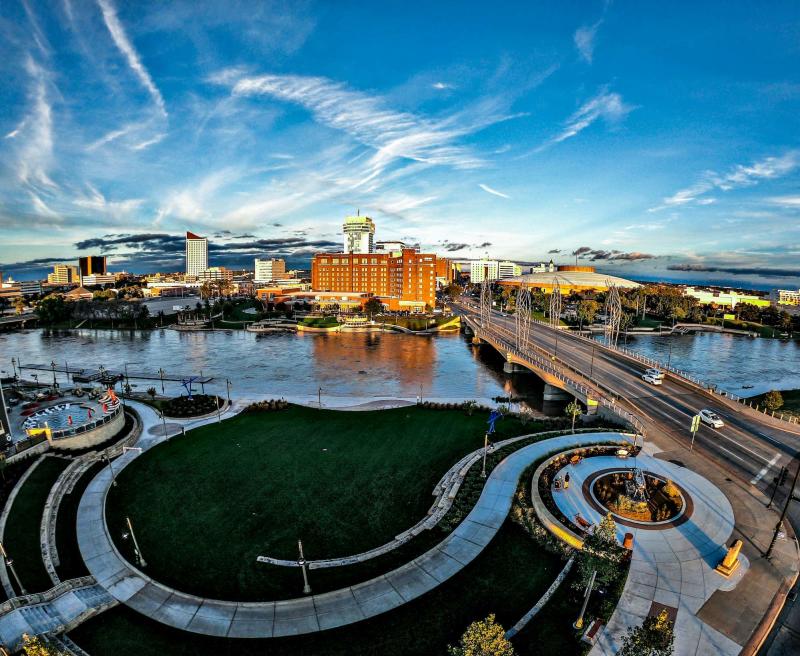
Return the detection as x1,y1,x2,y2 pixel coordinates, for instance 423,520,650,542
1,328,797,408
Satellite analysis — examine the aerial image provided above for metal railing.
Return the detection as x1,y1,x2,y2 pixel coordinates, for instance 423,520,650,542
0,576,95,615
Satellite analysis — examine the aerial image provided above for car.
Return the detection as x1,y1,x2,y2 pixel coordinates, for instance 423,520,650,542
645,368,665,380
642,373,663,385
699,409,724,428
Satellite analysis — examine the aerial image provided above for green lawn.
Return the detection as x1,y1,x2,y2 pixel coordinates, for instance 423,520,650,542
3,456,71,594
70,521,579,656
747,389,800,419
55,461,106,581
105,405,536,600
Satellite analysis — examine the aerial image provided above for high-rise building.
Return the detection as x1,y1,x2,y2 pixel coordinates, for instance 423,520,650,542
343,214,375,254
47,264,80,285
79,256,107,280
186,231,208,277
469,259,521,283
254,258,286,283
311,248,437,312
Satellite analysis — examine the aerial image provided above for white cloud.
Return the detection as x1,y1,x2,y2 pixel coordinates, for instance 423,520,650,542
651,151,799,211
768,195,800,208
97,0,167,117
479,183,510,199
87,122,140,151
548,88,633,146
574,21,602,64
432,81,452,90
73,184,143,218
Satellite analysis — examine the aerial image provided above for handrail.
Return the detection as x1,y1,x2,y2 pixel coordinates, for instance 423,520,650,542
0,576,95,615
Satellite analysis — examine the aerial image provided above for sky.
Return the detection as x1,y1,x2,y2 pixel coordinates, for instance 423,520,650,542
1,0,799,289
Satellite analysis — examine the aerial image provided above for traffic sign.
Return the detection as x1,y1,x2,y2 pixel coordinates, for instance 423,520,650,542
690,415,700,433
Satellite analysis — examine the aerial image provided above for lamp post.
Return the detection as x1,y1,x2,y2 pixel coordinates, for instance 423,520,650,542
318,387,323,410
124,516,147,568
766,453,800,559
298,539,311,595
226,378,232,404
158,410,168,438
589,344,596,379
0,542,26,596
573,569,596,630
105,450,117,487
481,432,489,478
666,338,674,370
50,361,57,387
10,358,17,380
158,368,165,394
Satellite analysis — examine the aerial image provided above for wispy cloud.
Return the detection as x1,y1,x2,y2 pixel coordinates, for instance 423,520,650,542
574,20,602,64
222,71,515,171
479,183,510,199
16,56,56,191
97,0,167,117
132,132,166,150
73,184,144,218
550,88,633,145
650,151,799,211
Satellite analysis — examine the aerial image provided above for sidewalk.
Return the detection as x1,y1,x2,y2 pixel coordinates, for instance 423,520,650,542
76,430,630,638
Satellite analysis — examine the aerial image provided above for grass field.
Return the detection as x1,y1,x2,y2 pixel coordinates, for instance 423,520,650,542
748,389,800,418
3,456,71,594
71,520,585,656
105,405,536,600
55,461,105,581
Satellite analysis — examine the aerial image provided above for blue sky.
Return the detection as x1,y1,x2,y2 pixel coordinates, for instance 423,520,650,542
1,0,799,288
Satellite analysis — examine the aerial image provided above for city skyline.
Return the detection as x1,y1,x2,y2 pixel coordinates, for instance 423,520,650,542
1,1,799,288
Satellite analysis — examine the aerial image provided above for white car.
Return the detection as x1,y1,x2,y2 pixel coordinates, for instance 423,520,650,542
645,368,665,380
642,373,663,386
699,409,724,429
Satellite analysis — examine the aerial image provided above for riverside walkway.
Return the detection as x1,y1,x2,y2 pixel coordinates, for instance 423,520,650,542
77,413,632,638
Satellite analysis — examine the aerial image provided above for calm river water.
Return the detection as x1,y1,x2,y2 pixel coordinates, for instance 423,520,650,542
0,328,798,404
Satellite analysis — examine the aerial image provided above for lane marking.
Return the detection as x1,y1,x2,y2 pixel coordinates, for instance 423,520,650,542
750,453,781,485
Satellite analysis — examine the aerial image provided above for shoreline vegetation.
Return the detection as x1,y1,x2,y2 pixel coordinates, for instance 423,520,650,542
746,388,800,419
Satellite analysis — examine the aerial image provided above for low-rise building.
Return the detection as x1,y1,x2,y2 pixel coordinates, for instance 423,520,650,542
683,286,769,308
770,288,800,306
80,274,116,286
198,267,234,282
469,259,522,283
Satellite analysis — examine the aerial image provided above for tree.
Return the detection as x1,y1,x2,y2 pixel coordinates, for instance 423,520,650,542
147,386,157,401
14,297,25,314
448,614,515,656
565,400,582,433
363,297,383,315
21,635,67,656
763,390,784,412
35,295,71,325
577,299,600,329
443,283,464,303
618,610,675,656
575,512,624,590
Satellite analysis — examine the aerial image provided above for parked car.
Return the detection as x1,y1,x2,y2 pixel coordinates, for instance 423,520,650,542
642,373,663,386
699,409,724,428
645,368,665,380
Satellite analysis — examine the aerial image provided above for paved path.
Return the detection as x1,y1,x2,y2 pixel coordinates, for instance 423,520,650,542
77,421,630,638
0,580,115,651
551,447,742,655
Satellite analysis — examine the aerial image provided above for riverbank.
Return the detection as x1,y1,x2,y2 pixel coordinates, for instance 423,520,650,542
746,389,800,419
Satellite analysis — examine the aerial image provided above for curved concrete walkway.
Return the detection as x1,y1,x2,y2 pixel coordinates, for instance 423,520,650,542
549,446,742,655
77,428,631,637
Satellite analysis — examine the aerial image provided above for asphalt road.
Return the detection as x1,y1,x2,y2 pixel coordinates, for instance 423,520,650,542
457,303,800,501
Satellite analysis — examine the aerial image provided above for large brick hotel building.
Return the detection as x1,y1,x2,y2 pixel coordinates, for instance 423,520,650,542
311,248,437,312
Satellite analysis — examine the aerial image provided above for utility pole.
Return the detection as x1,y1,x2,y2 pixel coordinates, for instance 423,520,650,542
125,516,147,567
766,455,800,559
767,466,788,509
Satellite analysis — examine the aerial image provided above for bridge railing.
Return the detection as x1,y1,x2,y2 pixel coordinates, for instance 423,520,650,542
467,317,648,437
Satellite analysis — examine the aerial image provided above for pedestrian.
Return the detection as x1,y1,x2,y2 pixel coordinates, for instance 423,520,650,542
564,472,571,489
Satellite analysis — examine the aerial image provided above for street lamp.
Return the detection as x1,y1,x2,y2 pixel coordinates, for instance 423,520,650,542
766,453,800,559
123,516,147,568
573,569,597,630
318,387,323,410
589,344,596,379
11,358,18,380
226,378,232,404
105,450,118,487
298,539,311,594
50,361,58,388
0,542,26,596
481,432,489,478
158,368,165,394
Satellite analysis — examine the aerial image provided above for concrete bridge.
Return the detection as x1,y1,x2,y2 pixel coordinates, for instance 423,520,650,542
0,313,37,330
